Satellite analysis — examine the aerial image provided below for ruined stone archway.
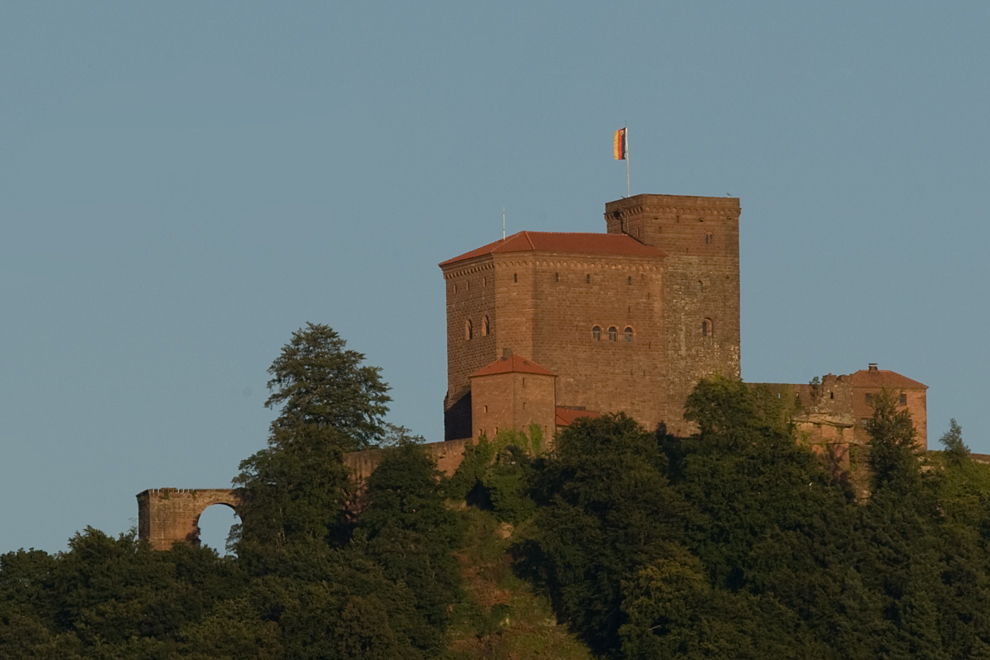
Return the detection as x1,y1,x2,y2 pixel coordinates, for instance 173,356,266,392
136,488,239,550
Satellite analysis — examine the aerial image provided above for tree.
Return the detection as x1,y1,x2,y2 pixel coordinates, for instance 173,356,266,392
233,324,392,554
358,442,462,657
522,414,686,656
266,323,391,452
233,424,353,552
940,418,969,466
866,389,920,493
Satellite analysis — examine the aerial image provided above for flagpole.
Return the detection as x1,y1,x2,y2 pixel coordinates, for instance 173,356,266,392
625,125,630,197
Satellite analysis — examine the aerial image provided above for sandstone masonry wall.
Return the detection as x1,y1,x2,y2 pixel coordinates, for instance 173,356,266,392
136,488,238,551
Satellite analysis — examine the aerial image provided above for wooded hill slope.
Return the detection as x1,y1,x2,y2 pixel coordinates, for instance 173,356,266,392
2,325,987,660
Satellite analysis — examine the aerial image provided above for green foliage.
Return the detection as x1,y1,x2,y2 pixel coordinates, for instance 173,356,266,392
232,423,352,552
447,507,595,660
866,388,921,493
620,549,824,660
265,322,391,452
233,323,391,553
447,428,540,526
484,445,537,525
358,442,462,657
445,435,495,502
522,413,685,656
10,326,990,660
941,418,969,466
683,376,762,441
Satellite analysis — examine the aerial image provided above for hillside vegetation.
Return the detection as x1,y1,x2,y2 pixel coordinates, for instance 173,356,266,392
3,325,990,659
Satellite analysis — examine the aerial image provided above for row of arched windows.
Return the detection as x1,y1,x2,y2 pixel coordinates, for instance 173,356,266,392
467,318,709,341
465,316,491,340
592,326,634,342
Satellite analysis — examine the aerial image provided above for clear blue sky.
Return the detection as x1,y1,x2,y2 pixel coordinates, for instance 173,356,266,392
2,2,988,554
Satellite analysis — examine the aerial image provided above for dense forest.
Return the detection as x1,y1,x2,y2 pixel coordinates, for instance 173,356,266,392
3,324,990,659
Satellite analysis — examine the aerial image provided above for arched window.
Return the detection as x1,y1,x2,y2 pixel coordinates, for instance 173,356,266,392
465,319,473,340
608,326,618,341
702,318,713,338
624,327,633,342
592,326,601,341
482,315,490,336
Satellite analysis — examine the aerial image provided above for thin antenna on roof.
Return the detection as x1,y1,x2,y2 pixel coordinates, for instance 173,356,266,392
502,207,506,240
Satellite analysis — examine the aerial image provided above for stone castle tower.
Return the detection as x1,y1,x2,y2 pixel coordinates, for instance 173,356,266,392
439,193,741,439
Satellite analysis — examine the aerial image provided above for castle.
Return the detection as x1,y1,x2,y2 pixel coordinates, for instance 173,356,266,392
439,193,927,456
441,194,741,441
136,192,928,548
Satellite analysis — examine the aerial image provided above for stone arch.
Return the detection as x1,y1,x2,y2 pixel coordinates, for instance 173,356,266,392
137,488,239,550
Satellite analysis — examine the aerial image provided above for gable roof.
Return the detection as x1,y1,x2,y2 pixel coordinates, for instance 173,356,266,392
469,353,556,378
849,366,927,390
439,230,665,268
555,407,602,427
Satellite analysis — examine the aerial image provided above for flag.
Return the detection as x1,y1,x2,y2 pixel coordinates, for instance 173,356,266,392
613,127,627,160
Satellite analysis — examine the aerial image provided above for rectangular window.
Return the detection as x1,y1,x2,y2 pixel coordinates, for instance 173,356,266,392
899,393,907,406
865,393,873,405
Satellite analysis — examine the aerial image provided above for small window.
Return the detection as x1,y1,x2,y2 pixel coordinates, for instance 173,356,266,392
484,405,488,413
465,319,473,340
482,315,490,336
861,419,869,429
555,272,559,282
627,276,632,285
865,393,873,405
829,392,834,400
608,326,618,341
899,393,907,406
514,273,518,283
586,274,591,284
698,280,704,292
592,326,601,341
702,318,714,338
452,282,457,293
624,327,633,342
483,276,487,287
705,232,714,245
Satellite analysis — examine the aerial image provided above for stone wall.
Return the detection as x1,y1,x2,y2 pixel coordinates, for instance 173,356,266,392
136,488,238,551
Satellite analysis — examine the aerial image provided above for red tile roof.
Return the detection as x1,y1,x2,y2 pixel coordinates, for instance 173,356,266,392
555,407,602,426
849,366,927,390
439,230,665,267
469,354,556,378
